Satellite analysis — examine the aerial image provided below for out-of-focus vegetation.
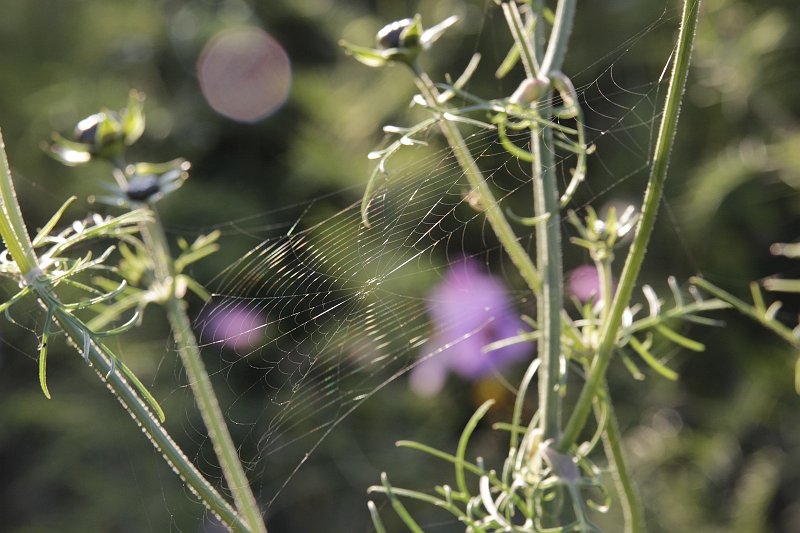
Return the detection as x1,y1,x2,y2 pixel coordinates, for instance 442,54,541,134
0,0,798,531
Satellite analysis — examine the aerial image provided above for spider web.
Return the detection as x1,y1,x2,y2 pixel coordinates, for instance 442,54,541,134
184,3,678,520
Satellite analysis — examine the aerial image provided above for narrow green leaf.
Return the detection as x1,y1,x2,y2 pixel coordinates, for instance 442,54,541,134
456,399,494,496
396,440,483,476
496,115,534,162
38,329,51,399
763,278,800,294
629,335,679,381
619,351,645,380
796,358,800,395
750,281,766,313
338,41,389,67
367,501,387,533
112,353,166,423
0,286,31,314
38,308,54,399
655,324,705,352
360,167,383,227
63,279,127,310
505,209,550,227
92,310,140,337
32,196,77,247
495,43,521,79
380,473,425,533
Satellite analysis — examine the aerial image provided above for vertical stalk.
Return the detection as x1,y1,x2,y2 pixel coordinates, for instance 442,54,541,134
595,385,646,533
507,0,577,444
139,215,268,533
530,120,563,442
558,0,701,452
539,0,577,76
0,131,250,531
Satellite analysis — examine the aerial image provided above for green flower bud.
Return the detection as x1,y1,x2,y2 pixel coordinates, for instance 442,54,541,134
376,18,420,51
48,90,145,166
339,15,458,68
74,111,126,157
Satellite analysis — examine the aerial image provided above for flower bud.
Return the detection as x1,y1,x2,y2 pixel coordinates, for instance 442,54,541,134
73,111,125,157
48,90,145,166
125,173,161,202
376,18,419,50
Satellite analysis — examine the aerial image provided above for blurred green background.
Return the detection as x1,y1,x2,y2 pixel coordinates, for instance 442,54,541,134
0,0,799,531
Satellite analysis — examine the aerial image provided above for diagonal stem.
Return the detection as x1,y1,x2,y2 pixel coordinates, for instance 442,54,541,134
411,65,542,297
139,213,268,533
558,0,701,452
0,130,250,531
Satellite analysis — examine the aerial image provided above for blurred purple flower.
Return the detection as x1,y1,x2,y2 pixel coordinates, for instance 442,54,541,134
410,259,533,396
566,265,602,303
202,303,266,351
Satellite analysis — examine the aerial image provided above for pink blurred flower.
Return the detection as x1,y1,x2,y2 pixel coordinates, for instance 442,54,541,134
202,303,266,351
410,259,533,396
566,265,602,303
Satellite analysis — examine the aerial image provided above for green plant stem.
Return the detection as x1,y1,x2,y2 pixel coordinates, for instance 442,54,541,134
558,0,701,452
690,276,800,348
530,121,562,442
539,0,577,76
0,131,249,531
505,0,577,444
139,213,268,533
595,384,645,533
0,135,37,272
48,293,250,531
411,65,541,296
500,1,538,78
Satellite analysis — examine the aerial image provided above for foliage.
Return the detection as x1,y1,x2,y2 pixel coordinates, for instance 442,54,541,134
0,0,799,532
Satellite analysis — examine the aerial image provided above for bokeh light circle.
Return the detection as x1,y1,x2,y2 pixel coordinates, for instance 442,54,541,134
198,26,291,123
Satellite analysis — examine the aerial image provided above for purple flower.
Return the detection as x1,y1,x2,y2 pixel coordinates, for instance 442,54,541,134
566,265,603,303
202,303,266,351
410,259,533,396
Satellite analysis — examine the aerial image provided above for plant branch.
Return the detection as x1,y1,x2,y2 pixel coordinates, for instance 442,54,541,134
0,130,249,531
596,384,646,533
558,0,701,452
139,214,268,533
411,65,542,296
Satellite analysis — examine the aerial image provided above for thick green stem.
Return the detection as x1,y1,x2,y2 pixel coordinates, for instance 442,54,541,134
412,66,541,296
558,0,700,452
531,123,563,442
49,295,250,532
505,0,576,444
140,215,268,533
0,131,249,531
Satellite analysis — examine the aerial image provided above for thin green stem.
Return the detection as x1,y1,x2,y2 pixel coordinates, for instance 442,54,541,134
531,0,547,60
0,132,37,272
558,0,701,452
596,258,614,325
411,65,541,296
690,276,800,348
539,0,577,77
501,1,538,78
139,215,268,533
0,130,249,531
595,384,645,533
